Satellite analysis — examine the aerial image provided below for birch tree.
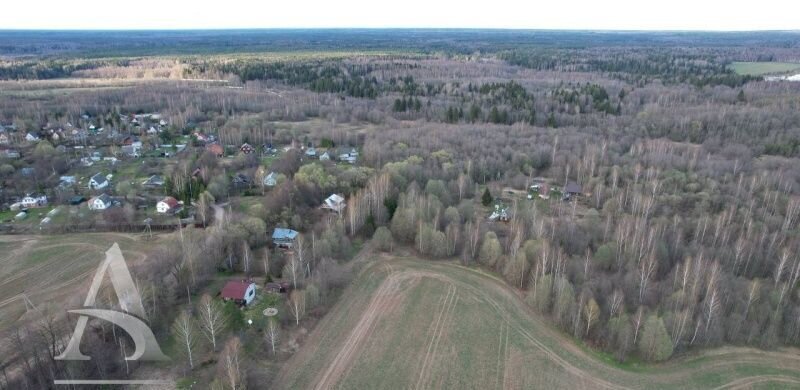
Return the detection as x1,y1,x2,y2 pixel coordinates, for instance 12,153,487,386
198,294,227,351
172,311,198,369
265,317,280,355
288,289,306,326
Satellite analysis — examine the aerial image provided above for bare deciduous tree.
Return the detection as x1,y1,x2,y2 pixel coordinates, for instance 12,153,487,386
172,311,199,369
198,294,227,351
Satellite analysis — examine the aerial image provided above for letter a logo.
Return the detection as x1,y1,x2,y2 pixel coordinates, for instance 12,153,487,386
56,243,168,361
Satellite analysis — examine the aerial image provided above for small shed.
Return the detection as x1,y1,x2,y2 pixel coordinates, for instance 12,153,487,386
265,282,290,294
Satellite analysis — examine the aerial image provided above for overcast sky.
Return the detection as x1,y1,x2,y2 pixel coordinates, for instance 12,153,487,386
3,0,799,30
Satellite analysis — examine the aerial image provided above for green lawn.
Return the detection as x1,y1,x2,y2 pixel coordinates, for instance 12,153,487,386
729,62,800,76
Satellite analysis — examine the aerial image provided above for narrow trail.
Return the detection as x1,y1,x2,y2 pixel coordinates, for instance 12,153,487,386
414,284,458,390
711,375,800,389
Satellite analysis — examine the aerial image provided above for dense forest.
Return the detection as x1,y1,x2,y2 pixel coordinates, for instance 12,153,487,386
2,30,800,388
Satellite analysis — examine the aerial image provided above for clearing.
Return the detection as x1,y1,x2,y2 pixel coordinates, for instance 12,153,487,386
729,62,800,76
275,256,800,389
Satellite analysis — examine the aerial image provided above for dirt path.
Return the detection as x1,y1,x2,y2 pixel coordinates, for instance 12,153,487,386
414,284,457,390
711,375,800,389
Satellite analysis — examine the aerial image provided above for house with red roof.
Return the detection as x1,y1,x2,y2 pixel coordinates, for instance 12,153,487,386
221,280,257,305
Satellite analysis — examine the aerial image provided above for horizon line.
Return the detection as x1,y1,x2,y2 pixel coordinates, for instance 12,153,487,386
1,27,799,33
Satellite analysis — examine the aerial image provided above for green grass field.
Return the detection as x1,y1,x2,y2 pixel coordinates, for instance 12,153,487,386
275,256,800,389
729,62,800,76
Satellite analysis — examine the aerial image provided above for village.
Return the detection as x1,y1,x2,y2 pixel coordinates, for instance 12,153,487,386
0,113,363,233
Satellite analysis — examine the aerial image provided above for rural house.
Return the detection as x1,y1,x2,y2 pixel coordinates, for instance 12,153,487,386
59,176,76,188
319,151,331,161
156,196,181,214
21,193,48,208
121,144,140,158
0,133,8,144
221,280,257,306
305,147,317,158
88,193,114,210
89,173,109,189
337,148,358,164
240,143,256,154
322,193,346,213
272,228,299,249
563,181,582,200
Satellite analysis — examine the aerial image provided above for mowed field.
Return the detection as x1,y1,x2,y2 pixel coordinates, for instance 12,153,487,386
729,61,800,76
275,256,800,389
0,233,155,334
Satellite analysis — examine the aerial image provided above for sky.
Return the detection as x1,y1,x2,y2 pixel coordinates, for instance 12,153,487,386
3,0,800,30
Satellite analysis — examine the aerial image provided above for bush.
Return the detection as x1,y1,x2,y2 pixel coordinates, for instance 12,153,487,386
373,226,393,252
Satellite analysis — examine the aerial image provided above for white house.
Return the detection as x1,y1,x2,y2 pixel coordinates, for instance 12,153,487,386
0,133,9,144
322,194,346,213
89,173,109,189
21,194,48,208
88,194,113,210
319,151,331,161
25,133,39,142
156,196,180,214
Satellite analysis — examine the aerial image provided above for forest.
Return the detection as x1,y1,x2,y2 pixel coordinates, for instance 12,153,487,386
1,30,800,388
